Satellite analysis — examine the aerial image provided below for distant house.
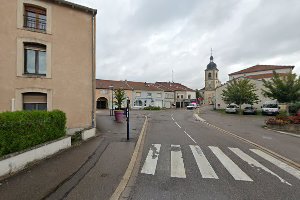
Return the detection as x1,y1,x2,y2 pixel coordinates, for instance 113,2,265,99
95,80,133,109
229,65,294,80
215,65,295,110
155,82,196,108
95,80,195,109
0,0,97,133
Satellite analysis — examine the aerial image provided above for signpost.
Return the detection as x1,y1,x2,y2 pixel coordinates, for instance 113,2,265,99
126,98,130,140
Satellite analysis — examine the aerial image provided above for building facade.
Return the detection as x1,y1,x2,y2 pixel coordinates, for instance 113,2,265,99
215,65,295,110
0,0,97,131
96,80,196,109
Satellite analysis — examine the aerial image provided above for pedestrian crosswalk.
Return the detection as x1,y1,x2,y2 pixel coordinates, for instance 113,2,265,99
140,144,300,185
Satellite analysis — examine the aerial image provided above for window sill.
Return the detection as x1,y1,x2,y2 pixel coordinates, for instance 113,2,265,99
19,74,50,79
19,27,51,35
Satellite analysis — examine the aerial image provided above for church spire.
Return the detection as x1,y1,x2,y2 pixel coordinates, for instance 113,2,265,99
210,48,213,62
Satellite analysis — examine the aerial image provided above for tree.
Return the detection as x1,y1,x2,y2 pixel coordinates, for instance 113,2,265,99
262,71,300,103
114,89,126,110
221,79,259,109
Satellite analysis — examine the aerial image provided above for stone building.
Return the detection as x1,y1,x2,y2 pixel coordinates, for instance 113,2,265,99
204,54,221,105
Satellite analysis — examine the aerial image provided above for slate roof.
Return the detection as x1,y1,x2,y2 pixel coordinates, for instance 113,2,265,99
229,65,294,76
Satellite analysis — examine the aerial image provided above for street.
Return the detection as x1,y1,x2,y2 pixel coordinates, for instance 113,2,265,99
130,108,300,200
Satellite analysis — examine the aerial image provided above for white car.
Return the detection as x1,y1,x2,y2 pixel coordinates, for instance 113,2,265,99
187,103,197,110
225,104,239,113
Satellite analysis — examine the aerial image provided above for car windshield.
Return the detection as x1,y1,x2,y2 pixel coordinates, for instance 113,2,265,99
263,104,278,108
244,107,252,109
227,105,236,108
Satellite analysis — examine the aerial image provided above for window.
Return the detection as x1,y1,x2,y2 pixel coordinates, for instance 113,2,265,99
208,73,212,79
188,95,191,99
23,92,47,111
147,93,152,97
24,5,46,31
24,43,46,76
136,92,141,97
216,72,218,78
157,93,162,98
135,100,143,106
181,95,184,99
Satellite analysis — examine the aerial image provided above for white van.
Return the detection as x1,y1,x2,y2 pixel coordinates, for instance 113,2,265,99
261,101,280,115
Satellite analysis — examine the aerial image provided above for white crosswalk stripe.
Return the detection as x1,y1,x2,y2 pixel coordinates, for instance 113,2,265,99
209,146,253,181
141,144,161,175
229,148,291,186
140,144,298,184
190,145,218,179
171,145,186,178
251,149,300,180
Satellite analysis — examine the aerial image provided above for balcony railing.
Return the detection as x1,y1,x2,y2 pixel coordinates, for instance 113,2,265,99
23,15,46,31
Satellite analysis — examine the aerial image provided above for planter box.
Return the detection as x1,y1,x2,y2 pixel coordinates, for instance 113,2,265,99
0,137,71,178
81,128,96,140
267,124,300,134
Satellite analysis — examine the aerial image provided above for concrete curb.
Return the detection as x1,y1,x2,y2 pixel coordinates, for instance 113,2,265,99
196,113,300,170
264,127,300,138
110,116,148,200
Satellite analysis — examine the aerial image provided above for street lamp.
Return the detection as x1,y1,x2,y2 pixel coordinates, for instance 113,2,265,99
109,85,114,116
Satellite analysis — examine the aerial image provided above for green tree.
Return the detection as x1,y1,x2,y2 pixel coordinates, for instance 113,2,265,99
262,71,300,103
195,89,203,99
221,79,259,110
114,89,126,110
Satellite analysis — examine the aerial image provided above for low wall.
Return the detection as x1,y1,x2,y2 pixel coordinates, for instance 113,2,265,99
0,137,71,178
267,124,300,134
81,128,96,140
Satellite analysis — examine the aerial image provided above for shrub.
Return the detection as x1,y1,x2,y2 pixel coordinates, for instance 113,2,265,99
265,117,290,125
144,106,161,110
288,116,300,124
0,110,66,157
288,102,300,116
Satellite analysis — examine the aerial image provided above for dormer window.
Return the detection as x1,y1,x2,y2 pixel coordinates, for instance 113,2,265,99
24,4,46,31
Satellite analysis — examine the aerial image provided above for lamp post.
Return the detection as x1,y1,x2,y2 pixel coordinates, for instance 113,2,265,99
126,97,130,140
109,85,114,116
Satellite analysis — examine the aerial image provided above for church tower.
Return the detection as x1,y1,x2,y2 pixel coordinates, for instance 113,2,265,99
204,50,220,104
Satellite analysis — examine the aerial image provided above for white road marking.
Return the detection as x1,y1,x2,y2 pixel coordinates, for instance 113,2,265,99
209,146,253,181
175,122,181,128
184,131,197,144
251,149,300,180
230,148,291,186
171,145,186,178
141,144,161,175
172,117,174,121
190,145,218,179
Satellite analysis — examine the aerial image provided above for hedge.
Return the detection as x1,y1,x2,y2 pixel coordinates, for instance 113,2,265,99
0,110,66,157
288,102,300,115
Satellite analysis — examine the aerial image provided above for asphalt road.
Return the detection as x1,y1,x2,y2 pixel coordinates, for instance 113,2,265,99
130,109,300,200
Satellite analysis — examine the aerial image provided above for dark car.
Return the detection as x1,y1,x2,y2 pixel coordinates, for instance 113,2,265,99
243,106,257,115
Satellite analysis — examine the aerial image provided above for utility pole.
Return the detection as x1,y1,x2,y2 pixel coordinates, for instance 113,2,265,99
126,98,130,140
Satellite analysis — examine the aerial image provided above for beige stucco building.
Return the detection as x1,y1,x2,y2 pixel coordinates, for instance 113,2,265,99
215,65,295,110
0,0,97,132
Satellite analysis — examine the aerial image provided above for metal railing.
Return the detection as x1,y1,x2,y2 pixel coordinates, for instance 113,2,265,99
23,15,46,31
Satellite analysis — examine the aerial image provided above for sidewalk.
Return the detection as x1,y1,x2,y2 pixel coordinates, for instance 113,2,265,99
0,110,146,200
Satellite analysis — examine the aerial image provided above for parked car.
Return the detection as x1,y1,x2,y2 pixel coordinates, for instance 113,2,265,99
261,101,280,115
187,103,197,110
225,104,239,114
243,106,257,115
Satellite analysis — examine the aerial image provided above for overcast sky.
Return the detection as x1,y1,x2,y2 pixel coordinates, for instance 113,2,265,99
70,0,300,89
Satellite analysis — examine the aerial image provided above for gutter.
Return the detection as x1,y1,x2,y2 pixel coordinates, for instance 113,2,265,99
91,11,96,127
53,0,97,15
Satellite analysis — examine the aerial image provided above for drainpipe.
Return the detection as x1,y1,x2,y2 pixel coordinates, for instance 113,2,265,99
91,11,97,128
